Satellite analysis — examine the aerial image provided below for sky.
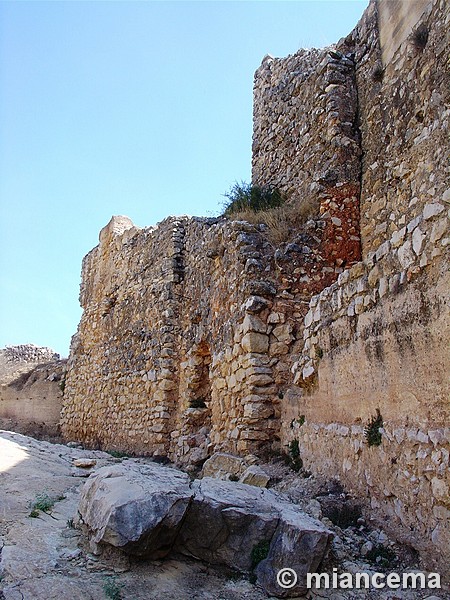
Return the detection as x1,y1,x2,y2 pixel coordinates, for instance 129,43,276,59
0,0,368,357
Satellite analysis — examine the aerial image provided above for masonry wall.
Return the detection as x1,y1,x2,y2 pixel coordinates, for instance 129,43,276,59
61,215,291,463
284,205,449,568
61,0,449,570
0,359,66,438
251,0,449,569
355,0,449,258
251,40,362,273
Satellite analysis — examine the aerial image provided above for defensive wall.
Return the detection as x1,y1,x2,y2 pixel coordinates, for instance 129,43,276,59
61,0,449,569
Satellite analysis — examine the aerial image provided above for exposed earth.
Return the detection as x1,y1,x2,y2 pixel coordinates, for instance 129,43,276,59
0,430,447,600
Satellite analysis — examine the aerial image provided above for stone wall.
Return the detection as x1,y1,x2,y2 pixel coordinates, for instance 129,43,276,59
356,0,448,258
251,37,362,275
0,346,66,438
61,200,364,466
378,0,431,64
61,215,286,463
283,203,449,567
252,0,448,262
252,47,360,204
60,0,449,570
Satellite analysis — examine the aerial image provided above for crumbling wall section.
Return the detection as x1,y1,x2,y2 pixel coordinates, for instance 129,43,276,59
61,0,448,569
251,0,449,568
252,47,361,209
61,216,287,462
0,347,66,439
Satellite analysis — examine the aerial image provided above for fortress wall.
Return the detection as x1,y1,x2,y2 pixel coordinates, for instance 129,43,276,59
252,0,448,263
252,47,360,206
378,0,432,64
60,0,449,568
0,360,65,437
61,215,289,462
356,0,449,257
250,0,450,566
251,40,362,276
284,249,449,568
61,206,363,465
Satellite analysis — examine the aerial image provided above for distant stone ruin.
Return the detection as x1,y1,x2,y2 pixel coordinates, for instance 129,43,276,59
0,345,66,439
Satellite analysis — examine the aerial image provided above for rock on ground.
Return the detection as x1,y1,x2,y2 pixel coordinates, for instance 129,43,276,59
78,463,193,557
0,431,267,600
78,465,332,597
176,477,332,596
201,452,270,487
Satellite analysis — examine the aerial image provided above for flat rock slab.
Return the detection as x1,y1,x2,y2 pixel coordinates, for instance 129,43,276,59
0,432,268,600
78,463,193,557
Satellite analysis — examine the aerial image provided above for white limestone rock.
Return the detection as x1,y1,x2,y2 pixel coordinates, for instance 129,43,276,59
77,463,193,557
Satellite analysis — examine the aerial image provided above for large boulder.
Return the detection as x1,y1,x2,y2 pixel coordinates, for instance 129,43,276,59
175,478,280,571
77,463,193,557
77,465,332,597
176,477,333,595
256,502,333,597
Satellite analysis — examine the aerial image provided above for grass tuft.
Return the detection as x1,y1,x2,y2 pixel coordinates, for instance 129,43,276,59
28,491,65,517
103,576,123,600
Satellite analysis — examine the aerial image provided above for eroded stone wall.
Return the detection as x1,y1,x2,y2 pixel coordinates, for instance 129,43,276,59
252,47,360,203
283,250,449,569
0,346,66,438
61,0,449,570
61,216,287,463
356,0,449,258
282,85,449,574
251,37,362,275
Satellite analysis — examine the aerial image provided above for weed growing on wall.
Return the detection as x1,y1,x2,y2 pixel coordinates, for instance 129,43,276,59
222,181,316,245
364,409,383,447
189,397,207,409
222,181,285,215
286,439,303,472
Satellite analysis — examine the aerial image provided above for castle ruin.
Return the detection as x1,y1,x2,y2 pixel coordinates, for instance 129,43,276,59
60,0,449,570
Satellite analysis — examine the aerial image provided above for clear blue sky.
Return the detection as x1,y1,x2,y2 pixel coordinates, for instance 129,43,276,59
0,0,368,357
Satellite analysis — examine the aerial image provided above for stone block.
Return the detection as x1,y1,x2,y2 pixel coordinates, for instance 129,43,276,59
241,332,269,354
243,314,267,334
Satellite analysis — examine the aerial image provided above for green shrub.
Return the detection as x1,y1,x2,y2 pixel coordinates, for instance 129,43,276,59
364,409,383,447
251,540,270,569
223,181,285,216
103,576,123,600
366,544,397,568
287,439,303,472
107,450,132,459
297,415,306,427
29,491,65,517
